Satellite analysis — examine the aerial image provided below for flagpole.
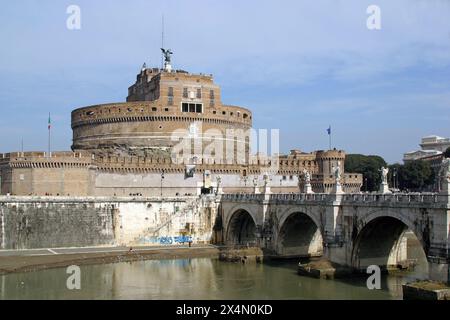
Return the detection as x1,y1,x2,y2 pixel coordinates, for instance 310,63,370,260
48,112,51,158
161,14,165,69
327,125,332,150
329,126,331,150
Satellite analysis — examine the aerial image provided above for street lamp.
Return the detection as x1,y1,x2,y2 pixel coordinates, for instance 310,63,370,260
393,168,397,191
160,170,165,197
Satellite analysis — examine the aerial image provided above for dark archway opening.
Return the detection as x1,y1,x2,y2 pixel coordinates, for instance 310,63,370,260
277,212,323,257
227,210,257,246
352,216,428,275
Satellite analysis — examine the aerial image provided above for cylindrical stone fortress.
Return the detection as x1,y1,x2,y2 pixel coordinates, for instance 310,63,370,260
71,69,252,163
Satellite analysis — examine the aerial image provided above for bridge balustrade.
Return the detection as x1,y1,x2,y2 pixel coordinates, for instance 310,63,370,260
219,192,449,205
339,193,444,204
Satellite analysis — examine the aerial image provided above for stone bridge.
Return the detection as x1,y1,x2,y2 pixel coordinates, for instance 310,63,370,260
217,192,450,283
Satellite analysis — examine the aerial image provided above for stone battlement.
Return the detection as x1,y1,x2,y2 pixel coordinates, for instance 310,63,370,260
0,151,93,168
71,102,252,128
0,151,91,159
0,195,198,203
315,149,346,160
0,150,338,174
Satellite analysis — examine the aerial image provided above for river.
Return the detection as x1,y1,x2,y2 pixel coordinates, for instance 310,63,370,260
0,255,428,300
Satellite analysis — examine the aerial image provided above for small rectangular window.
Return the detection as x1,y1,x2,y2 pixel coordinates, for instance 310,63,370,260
209,90,214,99
183,88,188,98
168,87,174,97
182,102,202,113
197,88,202,99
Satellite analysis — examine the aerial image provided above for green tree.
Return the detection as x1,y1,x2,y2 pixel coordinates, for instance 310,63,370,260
397,160,435,191
444,147,450,158
345,154,387,192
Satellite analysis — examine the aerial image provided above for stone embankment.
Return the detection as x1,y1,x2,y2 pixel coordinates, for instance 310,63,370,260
0,245,219,275
403,281,450,300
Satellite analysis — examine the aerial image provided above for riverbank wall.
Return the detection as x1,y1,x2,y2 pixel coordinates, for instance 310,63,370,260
0,195,218,250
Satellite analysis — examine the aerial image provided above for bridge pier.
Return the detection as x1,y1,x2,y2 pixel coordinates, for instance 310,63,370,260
428,259,450,283
322,196,347,266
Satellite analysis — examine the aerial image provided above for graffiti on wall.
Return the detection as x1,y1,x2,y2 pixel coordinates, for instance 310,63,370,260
138,235,193,245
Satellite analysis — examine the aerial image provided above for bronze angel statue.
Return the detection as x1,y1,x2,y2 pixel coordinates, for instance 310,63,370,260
161,48,173,64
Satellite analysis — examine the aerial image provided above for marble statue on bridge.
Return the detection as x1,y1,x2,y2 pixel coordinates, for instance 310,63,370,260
302,169,313,194
332,162,344,194
253,176,260,194
303,169,311,184
332,163,341,183
262,173,271,194
379,166,392,194
215,176,223,195
380,166,389,184
439,158,450,194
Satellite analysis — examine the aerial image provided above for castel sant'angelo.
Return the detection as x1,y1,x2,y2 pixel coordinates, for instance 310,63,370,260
0,50,362,196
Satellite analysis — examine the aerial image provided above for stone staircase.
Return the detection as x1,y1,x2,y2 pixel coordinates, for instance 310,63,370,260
132,197,200,244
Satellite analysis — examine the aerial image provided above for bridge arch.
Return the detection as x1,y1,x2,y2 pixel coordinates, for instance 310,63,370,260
225,208,258,246
351,210,428,272
275,208,323,257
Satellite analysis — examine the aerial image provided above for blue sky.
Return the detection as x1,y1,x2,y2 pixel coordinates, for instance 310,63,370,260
0,0,449,163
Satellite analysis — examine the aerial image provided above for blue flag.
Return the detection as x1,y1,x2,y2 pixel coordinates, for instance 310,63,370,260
327,126,331,135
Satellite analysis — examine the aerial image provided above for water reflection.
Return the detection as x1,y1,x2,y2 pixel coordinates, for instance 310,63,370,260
0,255,429,300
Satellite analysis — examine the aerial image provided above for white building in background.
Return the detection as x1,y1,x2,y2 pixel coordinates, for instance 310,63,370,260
403,149,442,162
419,135,450,152
403,135,449,162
